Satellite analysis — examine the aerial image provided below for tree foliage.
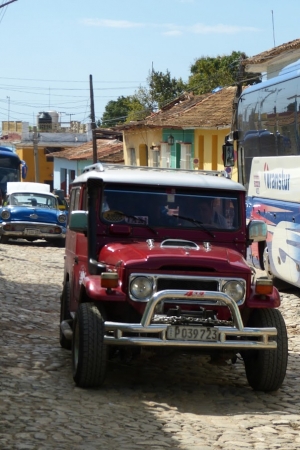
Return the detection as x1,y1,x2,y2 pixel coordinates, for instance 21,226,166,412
100,52,261,125
148,69,186,109
187,51,260,94
100,96,131,127
125,89,152,122
100,69,186,125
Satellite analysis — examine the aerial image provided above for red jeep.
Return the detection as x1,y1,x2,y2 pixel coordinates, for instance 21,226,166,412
60,163,288,391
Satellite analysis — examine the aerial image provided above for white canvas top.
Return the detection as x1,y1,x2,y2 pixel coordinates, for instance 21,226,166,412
248,155,300,202
73,163,245,192
7,182,52,195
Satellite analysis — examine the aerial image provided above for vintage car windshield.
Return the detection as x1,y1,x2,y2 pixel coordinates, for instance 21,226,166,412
7,193,58,209
101,185,239,230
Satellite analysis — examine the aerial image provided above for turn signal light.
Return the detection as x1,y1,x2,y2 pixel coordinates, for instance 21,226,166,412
101,272,119,288
255,278,273,295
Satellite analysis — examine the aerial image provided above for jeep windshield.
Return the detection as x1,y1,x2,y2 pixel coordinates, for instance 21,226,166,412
101,185,239,231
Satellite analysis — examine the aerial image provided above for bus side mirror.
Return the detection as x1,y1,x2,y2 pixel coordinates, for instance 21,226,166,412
222,144,235,167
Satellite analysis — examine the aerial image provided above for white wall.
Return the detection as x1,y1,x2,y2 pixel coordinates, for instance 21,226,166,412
53,158,77,192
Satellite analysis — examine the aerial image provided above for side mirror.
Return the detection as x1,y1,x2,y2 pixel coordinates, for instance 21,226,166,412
248,220,267,242
222,143,235,167
69,210,88,233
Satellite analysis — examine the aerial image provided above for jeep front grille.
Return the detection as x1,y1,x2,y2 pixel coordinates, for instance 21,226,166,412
128,273,246,306
157,278,218,292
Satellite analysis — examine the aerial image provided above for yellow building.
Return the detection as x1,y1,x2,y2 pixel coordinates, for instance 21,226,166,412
117,87,238,180
1,120,92,190
15,143,59,187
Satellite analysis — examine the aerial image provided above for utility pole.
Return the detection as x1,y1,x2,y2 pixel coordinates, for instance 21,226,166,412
69,113,75,124
68,113,75,131
33,126,40,183
58,112,65,127
271,10,276,48
6,96,10,131
89,74,97,163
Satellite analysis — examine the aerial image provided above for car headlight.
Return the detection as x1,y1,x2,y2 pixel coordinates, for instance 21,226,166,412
1,210,10,220
58,214,67,223
130,276,153,300
222,280,245,303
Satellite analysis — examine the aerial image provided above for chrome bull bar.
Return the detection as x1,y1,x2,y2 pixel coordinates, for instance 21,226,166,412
104,290,277,349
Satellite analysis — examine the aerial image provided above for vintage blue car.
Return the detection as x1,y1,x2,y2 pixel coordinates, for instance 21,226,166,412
0,182,67,246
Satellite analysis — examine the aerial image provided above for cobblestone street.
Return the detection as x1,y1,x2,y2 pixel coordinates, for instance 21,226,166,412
1,241,300,449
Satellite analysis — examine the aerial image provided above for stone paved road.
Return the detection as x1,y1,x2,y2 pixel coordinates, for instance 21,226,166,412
1,242,300,449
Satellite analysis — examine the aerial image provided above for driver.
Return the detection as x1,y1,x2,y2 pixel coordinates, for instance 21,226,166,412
199,198,227,227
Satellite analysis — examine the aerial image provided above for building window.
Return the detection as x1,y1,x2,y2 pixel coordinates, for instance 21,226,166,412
180,143,191,169
160,142,169,168
152,147,160,167
129,148,136,166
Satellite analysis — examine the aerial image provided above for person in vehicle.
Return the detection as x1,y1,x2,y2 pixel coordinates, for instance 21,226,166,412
160,201,180,226
198,198,227,227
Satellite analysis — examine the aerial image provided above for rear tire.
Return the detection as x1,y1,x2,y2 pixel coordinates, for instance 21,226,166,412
72,302,107,388
243,308,288,392
59,281,72,350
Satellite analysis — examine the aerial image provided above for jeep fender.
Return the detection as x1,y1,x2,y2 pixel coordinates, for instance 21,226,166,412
246,285,281,309
79,275,126,303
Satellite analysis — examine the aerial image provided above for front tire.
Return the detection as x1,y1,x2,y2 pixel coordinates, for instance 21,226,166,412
72,302,107,388
243,308,288,392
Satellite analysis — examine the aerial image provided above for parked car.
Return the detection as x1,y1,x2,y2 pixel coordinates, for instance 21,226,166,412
53,188,69,211
0,182,67,246
60,163,288,391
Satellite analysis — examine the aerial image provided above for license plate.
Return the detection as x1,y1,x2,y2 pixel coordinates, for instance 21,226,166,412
25,229,40,235
167,326,218,341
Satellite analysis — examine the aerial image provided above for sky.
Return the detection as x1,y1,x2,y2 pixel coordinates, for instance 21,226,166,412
0,0,299,129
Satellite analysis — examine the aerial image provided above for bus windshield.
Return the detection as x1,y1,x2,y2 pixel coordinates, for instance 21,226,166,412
0,151,22,195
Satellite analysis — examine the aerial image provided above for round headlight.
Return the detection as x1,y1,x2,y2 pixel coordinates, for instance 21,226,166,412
130,276,153,300
58,214,67,223
222,280,245,303
1,210,10,220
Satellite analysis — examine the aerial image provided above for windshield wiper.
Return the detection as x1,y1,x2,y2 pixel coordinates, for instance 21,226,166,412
172,214,215,237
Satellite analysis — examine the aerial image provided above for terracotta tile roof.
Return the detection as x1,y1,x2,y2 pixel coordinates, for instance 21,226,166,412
48,139,124,163
0,132,22,142
118,87,237,130
242,38,300,66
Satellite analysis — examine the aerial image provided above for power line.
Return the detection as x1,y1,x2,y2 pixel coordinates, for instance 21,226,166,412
0,76,146,84
0,1,18,8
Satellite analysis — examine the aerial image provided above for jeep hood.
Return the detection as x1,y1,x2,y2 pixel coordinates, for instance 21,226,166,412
99,240,249,274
